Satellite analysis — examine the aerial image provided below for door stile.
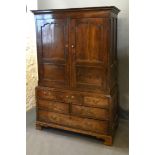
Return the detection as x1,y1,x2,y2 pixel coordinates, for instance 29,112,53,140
68,18,76,88
65,17,71,88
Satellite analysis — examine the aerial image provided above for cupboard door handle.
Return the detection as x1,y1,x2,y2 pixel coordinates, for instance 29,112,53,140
71,45,75,48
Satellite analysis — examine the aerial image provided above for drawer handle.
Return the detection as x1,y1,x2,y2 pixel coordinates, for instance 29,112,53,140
43,91,47,95
71,96,74,99
43,91,52,96
66,96,69,98
65,44,68,48
86,122,92,127
71,45,75,48
51,115,57,121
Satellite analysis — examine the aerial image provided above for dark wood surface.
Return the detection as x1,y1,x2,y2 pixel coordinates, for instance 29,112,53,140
33,6,119,146
31,6,120,14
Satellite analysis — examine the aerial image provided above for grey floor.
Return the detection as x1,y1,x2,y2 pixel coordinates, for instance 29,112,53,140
27,108,129,155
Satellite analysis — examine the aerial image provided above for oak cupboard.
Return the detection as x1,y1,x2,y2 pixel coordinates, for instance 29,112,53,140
32,6,120,145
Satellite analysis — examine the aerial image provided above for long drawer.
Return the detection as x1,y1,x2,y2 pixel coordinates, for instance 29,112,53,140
37,98,109,121
38,110,109,134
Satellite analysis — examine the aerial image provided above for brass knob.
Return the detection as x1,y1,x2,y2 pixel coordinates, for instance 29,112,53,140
43,91,47,95
52,116,57,120
71,96,74,99
71,45,75,48
66,96,69,98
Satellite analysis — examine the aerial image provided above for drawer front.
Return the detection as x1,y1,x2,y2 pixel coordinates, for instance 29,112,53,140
36,88,67,103
69,94,83,105
71,105,109,121
38,110,108,134
36,88,83,105
37,99,69,114
84,96,109,108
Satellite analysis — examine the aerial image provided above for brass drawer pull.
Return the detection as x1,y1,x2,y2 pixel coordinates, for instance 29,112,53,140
43,91,47,95
51,115,57,121
43,91,51,96
71,45,75,48
71,96,74,99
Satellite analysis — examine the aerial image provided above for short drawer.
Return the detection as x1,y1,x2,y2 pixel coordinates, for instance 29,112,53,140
38,110,108,134
84,96,109,108
71,105,109,121
37,99,69,114
36,88,67,103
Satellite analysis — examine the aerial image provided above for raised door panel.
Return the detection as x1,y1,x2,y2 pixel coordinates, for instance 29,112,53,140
75,19,104,63
41,22,66,61
36,18,69,88
70,18,109,92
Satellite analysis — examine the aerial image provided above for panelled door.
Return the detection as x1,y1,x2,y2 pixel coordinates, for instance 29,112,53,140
36,17,70,88
69,18,109,92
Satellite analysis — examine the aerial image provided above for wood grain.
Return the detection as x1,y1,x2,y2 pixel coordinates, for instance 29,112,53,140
33,6,120,146
38,110,109,134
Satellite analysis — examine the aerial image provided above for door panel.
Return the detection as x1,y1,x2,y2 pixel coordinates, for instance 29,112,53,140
41,22,65,61
43,64,66,82
75,20,103,63
76,66,103,86
36,18,69,88
70,18,109,91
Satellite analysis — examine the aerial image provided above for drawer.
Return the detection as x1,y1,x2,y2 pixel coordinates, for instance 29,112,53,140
84,96,109,108
36,87,83,105
38,110,108,134
68,93,83,105
36,88,68,103
71,105,109,121
37,99,69,114
36,87,109,108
